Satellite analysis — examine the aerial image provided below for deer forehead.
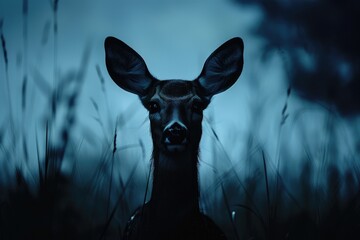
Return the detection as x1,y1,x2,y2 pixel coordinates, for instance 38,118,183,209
155,80,198,102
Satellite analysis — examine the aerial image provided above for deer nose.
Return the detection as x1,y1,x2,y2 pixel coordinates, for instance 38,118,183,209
164,122,187,144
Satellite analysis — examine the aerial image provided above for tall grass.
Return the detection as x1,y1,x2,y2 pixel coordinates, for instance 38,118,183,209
1,18,15,142
0,1,359,240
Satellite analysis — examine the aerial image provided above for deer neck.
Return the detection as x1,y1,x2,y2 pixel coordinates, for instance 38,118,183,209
150,148,200,220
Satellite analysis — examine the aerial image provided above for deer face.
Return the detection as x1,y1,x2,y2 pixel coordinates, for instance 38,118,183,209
144,80,206,154
104,37,244,155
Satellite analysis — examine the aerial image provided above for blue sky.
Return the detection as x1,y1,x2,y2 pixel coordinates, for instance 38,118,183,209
0,0,358,187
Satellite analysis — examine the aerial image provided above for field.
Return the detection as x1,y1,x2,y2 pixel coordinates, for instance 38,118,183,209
1,1,359,239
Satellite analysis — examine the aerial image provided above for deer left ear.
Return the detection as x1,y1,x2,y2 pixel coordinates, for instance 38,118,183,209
195,37,244,98
104,37,157,97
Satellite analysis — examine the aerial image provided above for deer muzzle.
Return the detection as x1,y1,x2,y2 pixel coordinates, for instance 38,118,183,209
163,122,187,145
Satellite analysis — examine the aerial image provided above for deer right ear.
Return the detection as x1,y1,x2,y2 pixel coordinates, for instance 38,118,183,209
104,37,157,97
195,37,244,98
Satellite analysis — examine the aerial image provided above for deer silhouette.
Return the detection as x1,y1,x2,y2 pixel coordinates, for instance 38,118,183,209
104,37,243,240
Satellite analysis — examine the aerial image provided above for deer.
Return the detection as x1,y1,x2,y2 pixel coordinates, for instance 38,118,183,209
104,36,244,240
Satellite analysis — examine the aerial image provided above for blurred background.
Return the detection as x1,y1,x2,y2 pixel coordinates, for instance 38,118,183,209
0,0,359,239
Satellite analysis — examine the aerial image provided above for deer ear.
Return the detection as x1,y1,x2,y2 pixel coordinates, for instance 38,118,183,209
104,37,157,97
195,37,244,98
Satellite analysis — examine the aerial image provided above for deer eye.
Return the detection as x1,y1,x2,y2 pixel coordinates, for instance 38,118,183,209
192,101,203,113
149,102,160,113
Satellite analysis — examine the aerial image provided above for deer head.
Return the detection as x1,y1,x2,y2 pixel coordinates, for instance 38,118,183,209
105,37,243,170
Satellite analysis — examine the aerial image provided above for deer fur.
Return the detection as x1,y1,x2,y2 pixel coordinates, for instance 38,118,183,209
104,37,244,240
